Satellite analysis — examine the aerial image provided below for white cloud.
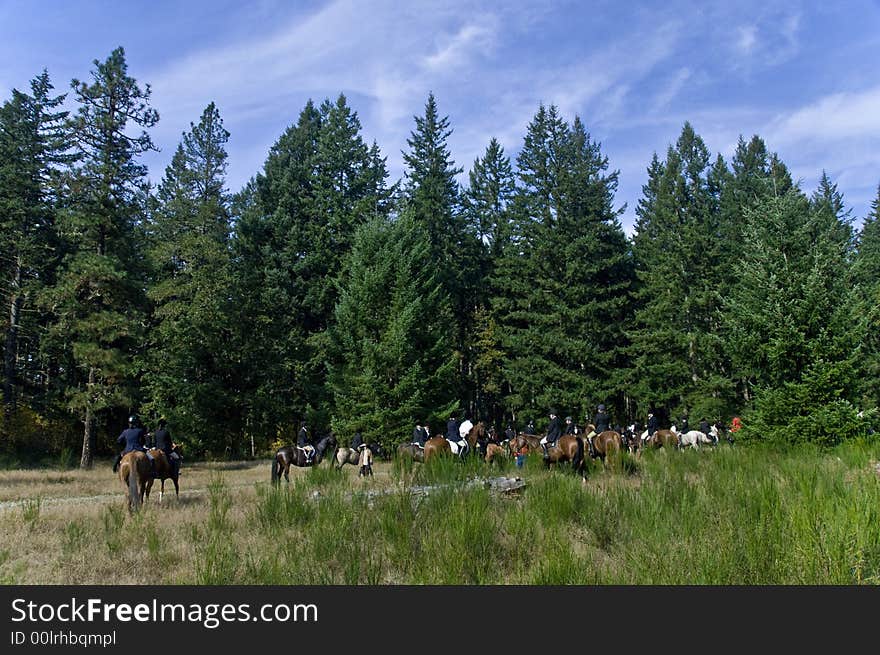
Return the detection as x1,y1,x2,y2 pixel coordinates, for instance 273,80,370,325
736,25,758,54
769,86,880,145
422,18,498,71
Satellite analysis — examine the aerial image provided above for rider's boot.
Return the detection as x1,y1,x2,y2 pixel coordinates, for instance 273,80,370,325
112,453,121,473
541,443,549,460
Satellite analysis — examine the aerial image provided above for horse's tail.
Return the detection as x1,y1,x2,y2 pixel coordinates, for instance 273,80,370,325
128,461,141,512
574,436,584,474
271,454,279,484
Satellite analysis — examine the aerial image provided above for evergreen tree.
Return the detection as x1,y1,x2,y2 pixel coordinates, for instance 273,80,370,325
44,48,157,467
491,106,631,424
628,123,733,422
400,93,479,414
0,71,70,418
725,185,865,445
144,103,237,455
462,138,515,422
231,96,390,444
328,215,456,450
854,184,880,408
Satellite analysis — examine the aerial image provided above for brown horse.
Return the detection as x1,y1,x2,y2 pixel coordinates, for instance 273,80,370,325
423,436,452,462
485,442,507,465
543,434,584,474
144,447,181,504
588,430,623,467
648,429,679,450
507,433,542,456
119,450,151,513
271,434,337,483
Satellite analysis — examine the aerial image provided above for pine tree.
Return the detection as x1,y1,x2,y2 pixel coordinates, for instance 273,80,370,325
400,93,479,414
144,103,237,455
854,184,880,408
628,123,733,423
725,185,865,445
0,71,70,418
328,215,457,451
44,48,158,468
490,106,631,425
231,96,391,443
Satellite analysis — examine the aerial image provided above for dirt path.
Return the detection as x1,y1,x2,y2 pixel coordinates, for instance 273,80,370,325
0,480,263,513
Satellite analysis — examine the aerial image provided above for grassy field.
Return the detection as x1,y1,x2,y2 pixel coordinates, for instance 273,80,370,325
1,441,879,584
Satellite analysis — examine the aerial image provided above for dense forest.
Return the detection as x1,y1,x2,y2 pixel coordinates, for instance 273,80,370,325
1,48,878,466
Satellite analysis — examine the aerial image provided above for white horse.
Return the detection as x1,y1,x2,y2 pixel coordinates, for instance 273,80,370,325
678,425,718,449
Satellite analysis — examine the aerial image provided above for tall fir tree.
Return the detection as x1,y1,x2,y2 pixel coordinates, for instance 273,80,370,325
628,123,733,423
725,184,865,445
400,93,479,415
43,48,158,467
491,106,631,426
0,71,70,420
853,184,880,408
143,102,237,456
328,215,457,450
463,138,516,423
231,96,390,444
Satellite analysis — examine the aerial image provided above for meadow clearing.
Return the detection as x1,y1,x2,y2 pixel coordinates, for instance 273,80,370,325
1,442,879,585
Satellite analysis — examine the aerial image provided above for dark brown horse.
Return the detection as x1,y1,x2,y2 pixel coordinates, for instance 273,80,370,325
648,429,679,450
119,450,151,513
144,446,182,504
271,434,337,483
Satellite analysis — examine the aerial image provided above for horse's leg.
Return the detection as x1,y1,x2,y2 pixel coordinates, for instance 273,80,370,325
284,462,291,483
159,478,165,504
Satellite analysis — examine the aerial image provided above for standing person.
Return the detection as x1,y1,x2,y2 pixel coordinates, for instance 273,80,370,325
113,415,147,473
540,410,562,460
297,421,315,464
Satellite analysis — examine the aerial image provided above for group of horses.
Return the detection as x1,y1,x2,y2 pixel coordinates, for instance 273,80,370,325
117,420,725,510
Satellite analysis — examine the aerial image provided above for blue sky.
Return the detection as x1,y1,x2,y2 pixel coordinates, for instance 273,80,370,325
2,0,879,234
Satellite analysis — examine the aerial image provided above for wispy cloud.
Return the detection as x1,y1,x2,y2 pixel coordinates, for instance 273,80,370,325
736,25,758,54
422,18,498,71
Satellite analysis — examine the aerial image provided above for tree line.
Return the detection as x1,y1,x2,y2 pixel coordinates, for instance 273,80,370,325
2,48,878,466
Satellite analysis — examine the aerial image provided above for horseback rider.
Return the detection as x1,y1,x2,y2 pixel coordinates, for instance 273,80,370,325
412,422,427,447
585,404,611,455
564,416,576,436
540,409,562,460
459,414,474,443
113,415,147,473
446,413,468,457
647,412,659,439
525,419,536,435
351,428,365,452
504,423,516,442
297,421,315,464
699,417,711,442
150,417,181,477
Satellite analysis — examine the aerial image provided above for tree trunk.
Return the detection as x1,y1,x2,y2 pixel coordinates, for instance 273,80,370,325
3,258,23,413
80,367,96,469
